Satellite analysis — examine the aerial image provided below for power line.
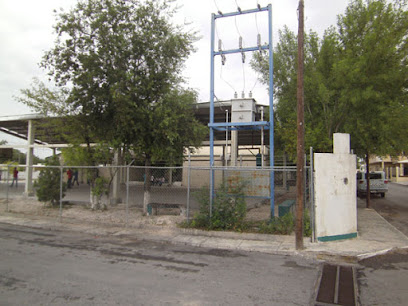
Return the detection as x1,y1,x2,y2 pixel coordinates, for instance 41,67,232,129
234,16,243,42
242,62,246,93
235,0,241,10
220,64,236,93
213,0,221,13
251,72,259,92
255,9,260,34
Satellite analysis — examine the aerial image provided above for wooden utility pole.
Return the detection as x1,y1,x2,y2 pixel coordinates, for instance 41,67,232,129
295,0,305,250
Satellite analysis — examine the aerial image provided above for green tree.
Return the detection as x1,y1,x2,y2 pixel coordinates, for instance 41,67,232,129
252,27,336,159
336,0,408,207
17,0,207,212
253,0,408,208
35,156,66,206
39,0,201,150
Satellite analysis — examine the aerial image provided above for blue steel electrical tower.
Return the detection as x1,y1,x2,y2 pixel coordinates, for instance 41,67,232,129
209,4,275,217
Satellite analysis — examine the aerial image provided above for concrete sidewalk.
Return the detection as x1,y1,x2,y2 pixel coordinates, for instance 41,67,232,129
0,205,407,262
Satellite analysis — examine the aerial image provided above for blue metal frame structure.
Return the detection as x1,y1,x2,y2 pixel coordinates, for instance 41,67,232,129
209,4,275,217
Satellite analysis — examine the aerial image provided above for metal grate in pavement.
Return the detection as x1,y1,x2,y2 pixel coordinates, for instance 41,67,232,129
314,263,358,306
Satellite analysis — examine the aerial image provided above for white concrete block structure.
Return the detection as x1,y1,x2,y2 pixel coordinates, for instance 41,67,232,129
314,133,357,241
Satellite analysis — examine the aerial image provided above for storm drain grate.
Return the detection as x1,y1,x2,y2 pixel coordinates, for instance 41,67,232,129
315,264,357,306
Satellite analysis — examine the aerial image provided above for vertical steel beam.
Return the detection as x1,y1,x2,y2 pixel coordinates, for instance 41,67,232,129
25,119,35,196
209,13,216,216
59,166,63,221
268,4,275,218
6,164,9,212
187,151,191,222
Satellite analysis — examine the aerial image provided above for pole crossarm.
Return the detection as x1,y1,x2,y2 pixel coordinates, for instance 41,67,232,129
214,6,269,19
214,45,269,56
209,121,270,131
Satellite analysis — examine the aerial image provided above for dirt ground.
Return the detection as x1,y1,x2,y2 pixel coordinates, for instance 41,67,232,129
0,191,296,228
0,197,183,228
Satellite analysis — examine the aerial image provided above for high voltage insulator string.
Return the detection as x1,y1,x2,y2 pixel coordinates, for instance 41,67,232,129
213,1,269,99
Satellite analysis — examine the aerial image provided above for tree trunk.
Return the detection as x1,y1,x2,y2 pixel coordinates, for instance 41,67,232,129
143,157,152,215
365,152,371,209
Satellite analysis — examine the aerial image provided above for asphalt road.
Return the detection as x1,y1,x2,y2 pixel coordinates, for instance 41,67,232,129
0,222,319,305
358,248,408,306
366,183,408,236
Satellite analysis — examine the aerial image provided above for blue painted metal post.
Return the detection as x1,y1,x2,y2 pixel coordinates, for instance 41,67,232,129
268,4,275,218
209,13,216,217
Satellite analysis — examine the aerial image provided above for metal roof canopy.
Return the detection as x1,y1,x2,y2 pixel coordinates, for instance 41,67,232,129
0,113,70,147
0,101,269,148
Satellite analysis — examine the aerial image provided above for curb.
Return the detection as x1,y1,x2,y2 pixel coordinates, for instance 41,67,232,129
1,212,407,263
357,245,408,261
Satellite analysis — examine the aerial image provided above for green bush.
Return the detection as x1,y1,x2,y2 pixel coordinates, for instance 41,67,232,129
34,156,66,206
183,185,314,237
258,209,312,236
303,209,312,237
259,213,295,235
190,179,247,231
91,176,109,197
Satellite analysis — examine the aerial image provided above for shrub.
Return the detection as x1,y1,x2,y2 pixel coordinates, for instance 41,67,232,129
34,156,66,206
259,213,295,235
190,179,247,231
258,209,312,236
303,209,312,237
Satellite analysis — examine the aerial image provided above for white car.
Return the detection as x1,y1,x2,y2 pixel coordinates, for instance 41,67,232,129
357,171,388,198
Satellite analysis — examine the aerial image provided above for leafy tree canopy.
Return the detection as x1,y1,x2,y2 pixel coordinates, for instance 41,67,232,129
336,0,408,157
17,0,206,166
251,0,408,160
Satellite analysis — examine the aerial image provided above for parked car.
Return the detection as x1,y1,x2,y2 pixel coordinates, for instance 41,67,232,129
357,171,388,198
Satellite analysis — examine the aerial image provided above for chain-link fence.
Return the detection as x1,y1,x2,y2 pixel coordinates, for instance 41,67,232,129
0,162,314,237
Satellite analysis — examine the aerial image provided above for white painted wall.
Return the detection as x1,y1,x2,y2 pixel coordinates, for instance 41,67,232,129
314,133,357,240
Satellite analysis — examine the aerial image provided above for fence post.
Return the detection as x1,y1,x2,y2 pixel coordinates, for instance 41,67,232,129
59,166,63,221
283,153,288,191
187,151,191,222
310,147,315,242
209,167,213,218
6,164,10,212
126,165,130,228
304,153,307,207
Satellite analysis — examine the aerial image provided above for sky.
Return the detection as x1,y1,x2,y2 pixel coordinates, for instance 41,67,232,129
0,0,350,150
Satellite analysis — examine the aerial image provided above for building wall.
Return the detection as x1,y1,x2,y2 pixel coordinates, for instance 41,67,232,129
369,155,408,182
181,145,262,188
